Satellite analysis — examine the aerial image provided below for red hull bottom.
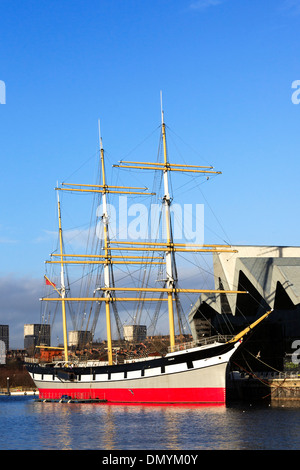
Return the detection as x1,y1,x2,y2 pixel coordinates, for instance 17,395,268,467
38,387,226,404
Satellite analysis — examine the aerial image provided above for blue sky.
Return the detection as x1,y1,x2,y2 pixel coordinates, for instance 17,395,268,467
0,0,300,347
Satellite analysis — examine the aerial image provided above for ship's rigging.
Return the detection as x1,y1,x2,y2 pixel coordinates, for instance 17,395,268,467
41,102,248,365
26,100,275,405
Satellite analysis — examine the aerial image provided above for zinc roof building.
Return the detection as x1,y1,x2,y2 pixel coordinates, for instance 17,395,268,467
189,246,300,372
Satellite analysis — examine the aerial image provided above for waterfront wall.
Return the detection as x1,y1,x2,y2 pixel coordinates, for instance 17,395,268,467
228,372,300,404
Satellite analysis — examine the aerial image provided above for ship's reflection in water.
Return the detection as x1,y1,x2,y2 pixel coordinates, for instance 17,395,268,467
29,402,300,450
34,401,228,450
5,397,300,450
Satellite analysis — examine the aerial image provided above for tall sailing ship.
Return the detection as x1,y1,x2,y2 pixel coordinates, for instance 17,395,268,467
25,103,272,404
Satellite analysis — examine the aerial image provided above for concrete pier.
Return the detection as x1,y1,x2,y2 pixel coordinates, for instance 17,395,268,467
228,372,300,405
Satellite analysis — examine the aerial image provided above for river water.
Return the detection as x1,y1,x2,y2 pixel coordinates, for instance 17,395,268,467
0,395,299,451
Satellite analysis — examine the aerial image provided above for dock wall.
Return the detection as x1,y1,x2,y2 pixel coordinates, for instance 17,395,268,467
228,372,300,405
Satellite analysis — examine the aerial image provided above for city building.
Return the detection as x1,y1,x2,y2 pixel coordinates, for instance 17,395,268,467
123,325,147,343
24,324,51,350
189,246,300,372
68,330,93,348
0,325,9,352
0,325,8,364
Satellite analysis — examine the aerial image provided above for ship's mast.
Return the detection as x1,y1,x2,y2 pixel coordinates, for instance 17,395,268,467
98,120,113,365
51,130,157,364
57,193,69,363
161,104,176,350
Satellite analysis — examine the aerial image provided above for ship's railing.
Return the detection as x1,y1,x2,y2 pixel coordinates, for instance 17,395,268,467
68,360,109,367
24,356,63,364
168,335,234,353
24,357,110,367
230,370,300,380
24,357,40,364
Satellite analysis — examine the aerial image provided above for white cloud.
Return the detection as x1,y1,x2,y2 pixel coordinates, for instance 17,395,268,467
280,0,300,15
0,237,18,244
190,0,224,10
0,225,19,244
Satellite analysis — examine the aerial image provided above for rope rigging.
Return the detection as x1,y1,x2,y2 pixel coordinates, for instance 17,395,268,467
39,120,270,356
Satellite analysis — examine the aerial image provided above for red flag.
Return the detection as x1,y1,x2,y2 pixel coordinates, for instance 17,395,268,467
45,278,56,287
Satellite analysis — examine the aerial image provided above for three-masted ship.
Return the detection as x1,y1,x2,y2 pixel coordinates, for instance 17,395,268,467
25,104,272,404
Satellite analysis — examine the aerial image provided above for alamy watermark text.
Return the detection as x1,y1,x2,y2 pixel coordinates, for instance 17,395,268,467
96,196,204,245
291,80,300,104
0,80,6,104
